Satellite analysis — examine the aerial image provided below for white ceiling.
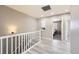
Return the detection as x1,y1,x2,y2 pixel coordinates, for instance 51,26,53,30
7,5,71,18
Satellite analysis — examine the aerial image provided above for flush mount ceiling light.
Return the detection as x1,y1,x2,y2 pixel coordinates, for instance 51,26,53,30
41,5,51,11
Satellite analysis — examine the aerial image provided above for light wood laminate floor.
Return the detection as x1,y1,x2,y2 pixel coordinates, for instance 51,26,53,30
26,38,70,54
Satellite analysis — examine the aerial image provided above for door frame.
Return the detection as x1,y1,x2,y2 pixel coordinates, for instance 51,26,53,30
52,18,62,40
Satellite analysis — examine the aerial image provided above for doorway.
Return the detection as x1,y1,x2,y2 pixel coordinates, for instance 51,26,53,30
52,21,62,40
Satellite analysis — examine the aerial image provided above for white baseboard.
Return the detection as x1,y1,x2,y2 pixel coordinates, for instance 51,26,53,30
42,37,52,40
41,37,64,41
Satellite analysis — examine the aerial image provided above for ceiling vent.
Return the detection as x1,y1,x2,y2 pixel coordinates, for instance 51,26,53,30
41,5,51,11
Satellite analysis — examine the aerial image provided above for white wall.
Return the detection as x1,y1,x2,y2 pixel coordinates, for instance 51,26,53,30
71,6,79,54
40,14,70,41
62,14,71,41
41,18,52,39
0,6,39,36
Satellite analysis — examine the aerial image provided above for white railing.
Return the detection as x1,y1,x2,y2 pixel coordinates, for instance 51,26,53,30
0,31,41,54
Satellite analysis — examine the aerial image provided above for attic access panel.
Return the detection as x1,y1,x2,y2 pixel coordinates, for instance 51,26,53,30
42,5,51,11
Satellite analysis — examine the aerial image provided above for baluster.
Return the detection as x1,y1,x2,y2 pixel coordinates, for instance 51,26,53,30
20,36,21,53
11,37,13,54
24,34,25,52
37,33,38,41
29,34,31,48
27,34,28,49
23,34,24,52
15,36,17,54
6,38,8,54
29,34,30,48
35,33,36,43
16,36,19,54
31,33,32,46
26,34,27,50
21,35,23,53
29,33,31,48
28,34,29,49
22,35,24,53
22,35,23,53
1,38,2,54
32,33,34,45
0,38,1,54
30,33,32,47
24,35,26,50
34,33,35,44
37,32,38,41
35,33,37,42
18,35,20,54
20,35,22,53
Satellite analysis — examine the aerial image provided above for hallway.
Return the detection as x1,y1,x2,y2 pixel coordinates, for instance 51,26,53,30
26,38,70,54
0,5,71,54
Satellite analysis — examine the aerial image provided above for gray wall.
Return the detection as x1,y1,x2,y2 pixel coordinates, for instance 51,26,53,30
71,6,79,54
0,6,39,36
0,6,40,54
